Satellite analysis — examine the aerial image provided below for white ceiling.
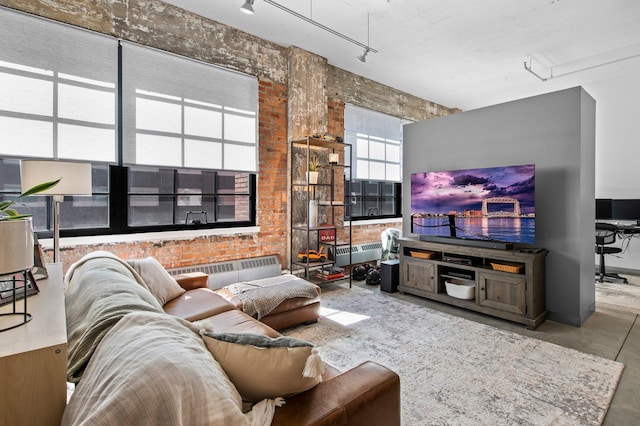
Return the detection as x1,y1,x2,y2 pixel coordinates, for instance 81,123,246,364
165,0,640,111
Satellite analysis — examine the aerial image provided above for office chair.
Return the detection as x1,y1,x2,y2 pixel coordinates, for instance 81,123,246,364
595,222,628,283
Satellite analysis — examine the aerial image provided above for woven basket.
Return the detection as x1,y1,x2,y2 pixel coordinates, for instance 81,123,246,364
490,262,523,274
410,251,435,259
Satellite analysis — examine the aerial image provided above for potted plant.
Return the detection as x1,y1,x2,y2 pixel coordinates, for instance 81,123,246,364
307,152,320,185
0,180,59,276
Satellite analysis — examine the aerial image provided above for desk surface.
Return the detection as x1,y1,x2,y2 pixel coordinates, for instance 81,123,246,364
0,264,66,357
617,224,640,234
0,263,67,426
596,221,640,234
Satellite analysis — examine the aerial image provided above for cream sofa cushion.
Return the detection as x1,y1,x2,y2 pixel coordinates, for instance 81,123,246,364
202,332,324,402
128,257,185,306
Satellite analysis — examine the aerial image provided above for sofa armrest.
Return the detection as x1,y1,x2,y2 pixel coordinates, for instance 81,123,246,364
173,272,209,290
271,361,400,426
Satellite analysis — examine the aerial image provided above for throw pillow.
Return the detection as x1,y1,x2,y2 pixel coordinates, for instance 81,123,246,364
128,257,185,306
201,332,324,402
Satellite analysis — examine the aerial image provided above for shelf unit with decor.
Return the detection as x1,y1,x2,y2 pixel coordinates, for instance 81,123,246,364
290,136,352,287
398,237,548,329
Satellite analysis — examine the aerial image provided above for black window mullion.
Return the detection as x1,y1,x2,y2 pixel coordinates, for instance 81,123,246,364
110,164,128,231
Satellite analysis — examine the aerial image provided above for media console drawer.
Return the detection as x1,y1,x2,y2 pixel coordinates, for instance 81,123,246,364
398,237,547,329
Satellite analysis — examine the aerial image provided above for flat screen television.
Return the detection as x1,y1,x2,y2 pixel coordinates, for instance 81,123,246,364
411,164,536,248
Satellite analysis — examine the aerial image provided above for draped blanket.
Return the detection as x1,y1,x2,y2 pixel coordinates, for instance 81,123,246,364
62,311,251,426
63,252,278,426
65,251,164,383
225,274,320,319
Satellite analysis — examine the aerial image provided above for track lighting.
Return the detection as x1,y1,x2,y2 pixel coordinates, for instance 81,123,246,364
357,48,369,63
241,0,377,61
240,0,255,15
356,13,372,63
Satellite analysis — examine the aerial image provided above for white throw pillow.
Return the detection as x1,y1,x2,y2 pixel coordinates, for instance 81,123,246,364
202,332,324,402
128,257,185,306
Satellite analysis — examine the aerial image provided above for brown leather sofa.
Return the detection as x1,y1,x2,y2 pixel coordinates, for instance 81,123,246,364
168,273,401,426
167,271,322,331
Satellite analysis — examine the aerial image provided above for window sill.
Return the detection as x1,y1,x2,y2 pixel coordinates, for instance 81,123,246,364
38,226,261,250
346,218,402,227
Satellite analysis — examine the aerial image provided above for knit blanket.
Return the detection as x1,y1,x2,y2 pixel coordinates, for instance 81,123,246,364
65,251,164,383
224,274,320,320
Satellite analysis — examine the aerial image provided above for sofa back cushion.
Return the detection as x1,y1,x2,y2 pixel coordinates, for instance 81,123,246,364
128,257,185,306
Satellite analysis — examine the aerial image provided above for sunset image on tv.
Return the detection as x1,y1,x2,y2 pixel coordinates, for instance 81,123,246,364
411,164,535,244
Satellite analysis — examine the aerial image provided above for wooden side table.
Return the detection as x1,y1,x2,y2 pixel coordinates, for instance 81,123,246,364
0,264,67,426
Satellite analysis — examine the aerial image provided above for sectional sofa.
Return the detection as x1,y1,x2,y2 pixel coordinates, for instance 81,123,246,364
62,251,400,425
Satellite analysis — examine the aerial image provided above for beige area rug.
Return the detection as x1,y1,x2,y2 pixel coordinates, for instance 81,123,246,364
596,280,640,315
286,284,624,426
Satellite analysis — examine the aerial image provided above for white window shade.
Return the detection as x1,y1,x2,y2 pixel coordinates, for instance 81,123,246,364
344,104,403,182
121,42,258,172
0,7,117,163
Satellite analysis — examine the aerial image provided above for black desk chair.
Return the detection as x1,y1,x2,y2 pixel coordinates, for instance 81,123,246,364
595,223,628,283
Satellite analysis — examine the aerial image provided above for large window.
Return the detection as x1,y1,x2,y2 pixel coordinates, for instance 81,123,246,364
127,167,253,227
344,105,404,220
345,180,401,219
121,42,258,172
0,8,258,237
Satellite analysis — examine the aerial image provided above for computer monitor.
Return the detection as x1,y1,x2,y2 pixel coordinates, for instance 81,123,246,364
611,199,640,221
595,199,612,220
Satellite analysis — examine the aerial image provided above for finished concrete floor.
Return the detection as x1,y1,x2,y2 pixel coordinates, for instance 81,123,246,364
350,278,640,425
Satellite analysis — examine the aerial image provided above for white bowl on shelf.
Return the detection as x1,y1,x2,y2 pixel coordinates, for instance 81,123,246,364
445,279,475,300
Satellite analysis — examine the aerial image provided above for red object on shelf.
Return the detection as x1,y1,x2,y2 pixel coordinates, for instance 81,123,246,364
319,223,336,242
319,272,345,280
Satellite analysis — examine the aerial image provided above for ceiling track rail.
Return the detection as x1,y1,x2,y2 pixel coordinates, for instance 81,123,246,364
525,51,640,82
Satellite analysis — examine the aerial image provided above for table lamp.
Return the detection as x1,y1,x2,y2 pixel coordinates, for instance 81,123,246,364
0,219,35,332
20,160,92,263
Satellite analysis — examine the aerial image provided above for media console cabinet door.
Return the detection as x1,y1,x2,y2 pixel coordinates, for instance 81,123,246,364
401,258,436,293
477,271,526,316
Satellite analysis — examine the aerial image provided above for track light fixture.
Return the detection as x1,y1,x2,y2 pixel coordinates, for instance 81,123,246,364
356,13,372,63
240,0,377,61
240,0,255,15
356,48,369,63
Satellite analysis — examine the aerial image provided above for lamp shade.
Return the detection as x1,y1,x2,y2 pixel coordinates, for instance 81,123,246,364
21,160,92,195
0,219,34,276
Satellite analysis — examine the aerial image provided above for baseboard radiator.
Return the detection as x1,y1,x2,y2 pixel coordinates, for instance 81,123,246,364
335,241,382,267
168,255,281,290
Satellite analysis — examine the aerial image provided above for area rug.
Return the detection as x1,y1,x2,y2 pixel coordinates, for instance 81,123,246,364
596,281,640,315
285,284,624,426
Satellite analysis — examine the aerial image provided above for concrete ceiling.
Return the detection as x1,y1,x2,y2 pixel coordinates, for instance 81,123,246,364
165,0,640,111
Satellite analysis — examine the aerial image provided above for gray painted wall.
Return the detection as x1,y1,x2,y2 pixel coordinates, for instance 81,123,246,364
403,87,596,326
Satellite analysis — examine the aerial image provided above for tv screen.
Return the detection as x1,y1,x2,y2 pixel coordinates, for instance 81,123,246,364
411,164,536,245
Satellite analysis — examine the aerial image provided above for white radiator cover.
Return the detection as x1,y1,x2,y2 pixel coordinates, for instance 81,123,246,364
335,242,382,267
168,255,281,290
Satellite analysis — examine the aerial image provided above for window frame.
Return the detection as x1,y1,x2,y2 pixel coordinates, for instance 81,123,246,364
345,179,402,221
0,8,258,238
344,104,405,221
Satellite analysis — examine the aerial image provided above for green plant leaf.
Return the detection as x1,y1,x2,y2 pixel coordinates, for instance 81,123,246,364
0,200,15,211
1,208,19,217
0,178,61,220
20,179,61,198
0,213,30,221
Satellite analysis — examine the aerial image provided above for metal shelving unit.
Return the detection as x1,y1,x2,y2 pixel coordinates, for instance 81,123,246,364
290,136,352,287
